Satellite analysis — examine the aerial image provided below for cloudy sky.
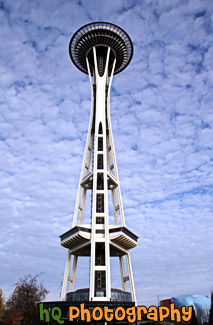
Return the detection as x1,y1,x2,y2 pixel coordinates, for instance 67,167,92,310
0,0,213,307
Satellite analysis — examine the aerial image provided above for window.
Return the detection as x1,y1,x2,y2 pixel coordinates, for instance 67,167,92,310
96,194,104,212
98,137,103,151
97,154,103,169
98,122,103,134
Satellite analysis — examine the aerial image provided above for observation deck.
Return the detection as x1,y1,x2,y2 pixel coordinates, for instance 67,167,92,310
69,22,133,75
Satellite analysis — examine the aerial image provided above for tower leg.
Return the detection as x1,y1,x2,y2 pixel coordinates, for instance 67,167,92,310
70,255,78,292
60,250,71,301
119,256,127,292
126,251,137,304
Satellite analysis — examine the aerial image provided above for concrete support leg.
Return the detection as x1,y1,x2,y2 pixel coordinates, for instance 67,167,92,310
60,250,71,301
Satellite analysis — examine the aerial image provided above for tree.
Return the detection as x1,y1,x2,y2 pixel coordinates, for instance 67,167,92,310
0,289,4,319
209,291,213,325
3,274,48,325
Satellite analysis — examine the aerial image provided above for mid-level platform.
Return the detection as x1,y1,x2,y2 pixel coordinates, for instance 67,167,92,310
60,225,138,256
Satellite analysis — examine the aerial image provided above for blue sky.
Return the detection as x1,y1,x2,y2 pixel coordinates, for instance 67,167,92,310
0,0,213,306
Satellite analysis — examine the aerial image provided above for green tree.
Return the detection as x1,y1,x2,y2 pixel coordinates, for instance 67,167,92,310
3,274,48,325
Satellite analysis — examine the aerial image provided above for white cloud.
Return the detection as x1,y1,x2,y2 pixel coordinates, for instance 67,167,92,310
0,0,212,308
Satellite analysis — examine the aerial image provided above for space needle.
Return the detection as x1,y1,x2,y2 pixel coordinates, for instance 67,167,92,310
60,22,138,305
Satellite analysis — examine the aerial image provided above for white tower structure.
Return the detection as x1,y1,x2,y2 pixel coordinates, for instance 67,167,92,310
60,22,138,304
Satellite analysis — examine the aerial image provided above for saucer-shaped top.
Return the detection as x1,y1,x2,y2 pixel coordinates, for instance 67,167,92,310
69,22,133,75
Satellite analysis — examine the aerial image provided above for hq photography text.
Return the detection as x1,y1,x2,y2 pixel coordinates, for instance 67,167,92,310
39,302,192,323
